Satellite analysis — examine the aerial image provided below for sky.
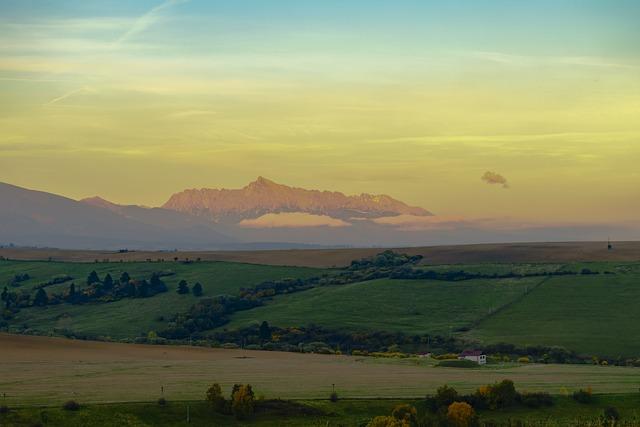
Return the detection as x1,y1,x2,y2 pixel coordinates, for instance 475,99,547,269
1,0,639,225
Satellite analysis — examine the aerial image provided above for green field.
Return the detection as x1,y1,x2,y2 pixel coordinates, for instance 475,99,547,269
4,395,640,426
1,260,323,339
467,273,640,357
4,258,640,358
224,277,541,335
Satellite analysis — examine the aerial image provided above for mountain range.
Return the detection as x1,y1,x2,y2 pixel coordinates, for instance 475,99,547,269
2,178,637,250
162,176,430,222
0,178,432,249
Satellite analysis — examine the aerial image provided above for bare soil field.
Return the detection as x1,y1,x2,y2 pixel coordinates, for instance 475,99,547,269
1,241,639,268
2,333,639,406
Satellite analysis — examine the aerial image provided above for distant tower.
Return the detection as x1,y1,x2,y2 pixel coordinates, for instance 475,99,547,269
608,238,613,251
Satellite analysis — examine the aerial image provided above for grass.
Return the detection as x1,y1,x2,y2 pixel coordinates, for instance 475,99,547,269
223,277,540,335
3,395,640,426
467,273,640,357
1,260,323,339
0,399,403,427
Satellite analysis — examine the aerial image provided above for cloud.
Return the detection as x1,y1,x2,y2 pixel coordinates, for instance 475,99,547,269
371,214,471,231
43,86,92,106
239,212,351,229
481,171,509,188
112,0,188,48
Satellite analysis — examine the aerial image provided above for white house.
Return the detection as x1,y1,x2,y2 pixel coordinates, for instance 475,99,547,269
459,350,487,365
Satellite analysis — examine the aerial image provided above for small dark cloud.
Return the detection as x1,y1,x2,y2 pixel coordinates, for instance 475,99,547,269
481,171,509,189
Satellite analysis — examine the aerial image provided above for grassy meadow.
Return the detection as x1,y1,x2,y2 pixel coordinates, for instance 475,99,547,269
223,277,542,335
1,259,323,339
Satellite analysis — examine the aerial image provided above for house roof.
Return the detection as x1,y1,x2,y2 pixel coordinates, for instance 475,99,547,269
460,350,484,357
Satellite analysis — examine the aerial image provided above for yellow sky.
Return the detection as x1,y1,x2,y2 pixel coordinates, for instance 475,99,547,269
1,1,639,224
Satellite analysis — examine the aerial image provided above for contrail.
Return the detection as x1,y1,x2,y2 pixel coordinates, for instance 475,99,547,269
112,0,188,47
44,87,90,106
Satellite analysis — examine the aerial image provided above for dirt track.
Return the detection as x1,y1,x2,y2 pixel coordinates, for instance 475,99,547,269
1,241,639,267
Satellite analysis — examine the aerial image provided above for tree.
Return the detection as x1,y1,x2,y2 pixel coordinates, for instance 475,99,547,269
103,274,114,291
231,384,255,419
177,280,189,295
87,271,100,285
447,402,477,427
487,379,517,409
192,282,203,297
33,288,48,306
206,383,225,413
259,321,271,341
436,384,459,408
391,404,417,425
1,286,7,302
120,272,130,283
67,283,76,302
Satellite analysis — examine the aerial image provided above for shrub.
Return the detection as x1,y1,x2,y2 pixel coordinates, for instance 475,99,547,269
0,405,9,414
517,356,530,364
572,387,594,404
62,400,80,411
603,406,620,421
157,397,167,406
447,401,477,427
486,379,517,409
435,384,459,408
329,391,339,402
519,392,553,408
206,383,226,412
437,359,479,368
391,404,417,424
367,415,407,427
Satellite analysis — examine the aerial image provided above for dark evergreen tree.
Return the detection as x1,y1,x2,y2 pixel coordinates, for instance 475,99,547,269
259,321,271,341
1,286,7,302
120,272,130,283
177,280,189,294
103,274,114,290
87,271,100,285
33,288,48,306
68,283,76,301
192,282,203,297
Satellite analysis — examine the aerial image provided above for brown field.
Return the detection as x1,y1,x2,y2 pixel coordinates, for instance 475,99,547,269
1,241,639,267
2,333,640,406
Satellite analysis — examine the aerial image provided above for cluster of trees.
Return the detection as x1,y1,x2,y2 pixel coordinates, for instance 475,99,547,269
33,275,73,290
158,296,260,339
389,267,593,282
7,273,30,287
349,250,423,270
210,323,459,355
1,271,172,316
240,251,424,300
176,280,203,296
59,271,169,304
442,380,552,410
206,383,255,420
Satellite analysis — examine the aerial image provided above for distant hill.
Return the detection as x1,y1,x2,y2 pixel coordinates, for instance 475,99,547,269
162,176,431,222
0,182,234,250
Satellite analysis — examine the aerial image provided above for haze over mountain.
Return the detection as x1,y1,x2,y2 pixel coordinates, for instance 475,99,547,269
1,179,638,250
0,182,234,250
162,176,431,222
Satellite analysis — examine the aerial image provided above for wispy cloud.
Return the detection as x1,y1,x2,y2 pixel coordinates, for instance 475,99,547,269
43,86,92,106
467,51,639,70
112,0,188,48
